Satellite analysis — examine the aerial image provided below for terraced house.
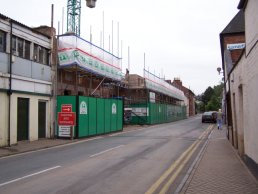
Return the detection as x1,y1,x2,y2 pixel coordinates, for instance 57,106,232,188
0,14,55,146
220,0,258,174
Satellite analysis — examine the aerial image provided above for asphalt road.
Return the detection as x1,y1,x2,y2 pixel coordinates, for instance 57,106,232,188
0,115,212,194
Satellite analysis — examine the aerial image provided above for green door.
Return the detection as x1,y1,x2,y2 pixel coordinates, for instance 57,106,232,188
17,98,29,141
38,101,46,138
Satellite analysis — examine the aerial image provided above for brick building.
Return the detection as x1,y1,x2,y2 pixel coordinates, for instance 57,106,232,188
168,78,196,117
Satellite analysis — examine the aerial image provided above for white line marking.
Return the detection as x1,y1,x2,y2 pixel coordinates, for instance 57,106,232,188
0,136,104,160
90,145,124,158
0,166,61,187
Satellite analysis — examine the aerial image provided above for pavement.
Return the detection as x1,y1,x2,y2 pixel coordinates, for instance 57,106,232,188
180,126,258,194
0,124,258,194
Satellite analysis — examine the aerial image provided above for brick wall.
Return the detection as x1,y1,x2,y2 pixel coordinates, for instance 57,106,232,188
223,34,245,64
171,79,195,116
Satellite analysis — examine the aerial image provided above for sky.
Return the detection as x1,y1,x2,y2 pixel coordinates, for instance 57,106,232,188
0,0,240,95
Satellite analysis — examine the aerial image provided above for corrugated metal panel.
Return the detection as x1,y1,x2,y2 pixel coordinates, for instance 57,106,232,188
97,98,105,134
88,97,97,135
104,99,111,133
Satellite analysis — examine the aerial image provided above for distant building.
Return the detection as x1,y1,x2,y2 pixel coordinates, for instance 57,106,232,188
0,13,55,146
121,73,187,125
168,78,196,117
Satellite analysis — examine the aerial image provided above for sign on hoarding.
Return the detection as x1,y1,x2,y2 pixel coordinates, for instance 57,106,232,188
58,126,71,137
112,103,117,114
61,104,72,112
80,101,87,114
131,107,148,117
149,92,156,103
58,112,76,126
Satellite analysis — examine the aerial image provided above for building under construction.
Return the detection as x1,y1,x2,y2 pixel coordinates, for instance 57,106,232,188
121,70,187,125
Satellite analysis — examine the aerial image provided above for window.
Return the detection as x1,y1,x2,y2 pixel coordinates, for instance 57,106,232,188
33,44,50,65
12,35,17,55
39,46,43,63
17,38,24,57
43,48,49,65
33,44,38,61
11,36,31,59
24,40,30,60
0,30,6,52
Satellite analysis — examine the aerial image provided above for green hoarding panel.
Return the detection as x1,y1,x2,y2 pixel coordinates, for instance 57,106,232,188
117,100,123,131
148,103,152,124
97,98,105,134
151,103,156,124
57,96,77,138
155,103,158,124
78,96,89,137
159,104,162,123
111,99,117,132
154,103,157,124
156,103,159,124
164,104,167,122
161,104,164,123
105,99,111,133
89,97,97,135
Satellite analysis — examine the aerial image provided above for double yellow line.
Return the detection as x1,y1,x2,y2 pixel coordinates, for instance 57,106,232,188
145,125,214,194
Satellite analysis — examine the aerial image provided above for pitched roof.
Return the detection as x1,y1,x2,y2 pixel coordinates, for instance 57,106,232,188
221,10,245,34
238,0,247,9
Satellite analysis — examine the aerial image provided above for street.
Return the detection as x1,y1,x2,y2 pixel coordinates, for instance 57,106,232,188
0,116,212,194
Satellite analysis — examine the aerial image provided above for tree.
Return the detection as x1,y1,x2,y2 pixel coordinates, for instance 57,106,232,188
202,87,214,105
199,83,223,112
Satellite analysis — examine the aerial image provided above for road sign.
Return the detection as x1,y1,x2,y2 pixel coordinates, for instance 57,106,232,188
61,104,72,113
58,112,76,126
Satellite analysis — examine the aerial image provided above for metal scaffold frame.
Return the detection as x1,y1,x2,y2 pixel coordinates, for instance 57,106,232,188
67,0,81,36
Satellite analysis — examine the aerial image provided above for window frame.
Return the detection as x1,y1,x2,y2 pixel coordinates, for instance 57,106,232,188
33,43,50,66
0,30,6,52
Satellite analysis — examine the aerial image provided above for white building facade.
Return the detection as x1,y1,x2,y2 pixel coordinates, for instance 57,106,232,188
230,0,258,165
0,14,54,146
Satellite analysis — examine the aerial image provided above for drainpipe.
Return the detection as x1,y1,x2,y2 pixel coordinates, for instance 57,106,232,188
8,20,13,146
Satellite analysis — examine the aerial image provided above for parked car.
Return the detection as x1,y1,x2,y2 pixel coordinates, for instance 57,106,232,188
202,111,217,123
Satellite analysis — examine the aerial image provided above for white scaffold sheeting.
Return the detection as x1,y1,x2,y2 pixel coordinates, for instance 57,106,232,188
144,70,185,101
58,35,123,81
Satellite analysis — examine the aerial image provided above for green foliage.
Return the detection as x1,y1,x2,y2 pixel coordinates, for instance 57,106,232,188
199,83,223,112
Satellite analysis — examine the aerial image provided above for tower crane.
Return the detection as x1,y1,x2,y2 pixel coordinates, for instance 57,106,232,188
67,0,97,36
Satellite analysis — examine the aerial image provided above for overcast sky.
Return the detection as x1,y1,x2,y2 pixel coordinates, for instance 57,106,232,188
1,0,240,95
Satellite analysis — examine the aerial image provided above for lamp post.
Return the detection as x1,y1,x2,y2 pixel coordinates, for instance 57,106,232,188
217,66,228,135
86,0,97,8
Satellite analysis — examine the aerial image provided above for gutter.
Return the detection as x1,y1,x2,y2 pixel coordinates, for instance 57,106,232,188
8,20,13,147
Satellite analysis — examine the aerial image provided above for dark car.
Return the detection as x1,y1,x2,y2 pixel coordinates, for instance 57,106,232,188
202,111,217,123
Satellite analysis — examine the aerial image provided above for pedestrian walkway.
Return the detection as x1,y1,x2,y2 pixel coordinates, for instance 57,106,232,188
180,126,258,194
